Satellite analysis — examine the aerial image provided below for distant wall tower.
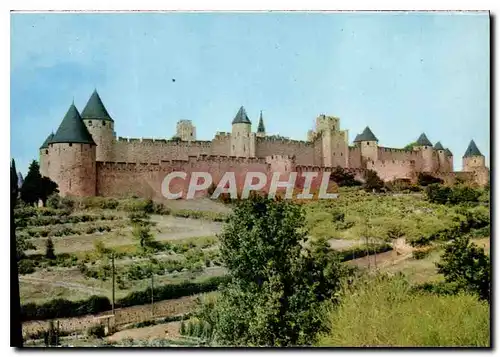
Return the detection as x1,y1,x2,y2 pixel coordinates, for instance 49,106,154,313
39,132,54,178
414,133,435,172
315,115,348,167
256,111,266,138
353,126,378,164
176,120,196,141
81,90,115,162
462,140,486,172
434,141,447,172
230,106,253,157
49,103,97,197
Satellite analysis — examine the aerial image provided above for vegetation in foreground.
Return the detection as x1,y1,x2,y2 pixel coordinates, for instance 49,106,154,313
318,275,489,347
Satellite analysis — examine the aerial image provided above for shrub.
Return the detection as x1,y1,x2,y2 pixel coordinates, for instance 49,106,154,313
417,173,444,187
45,238,56,259
318,274,490,347
436,236,490,301
87,324,106,338
363,170,385,192
18,259,36,274
330,166,362,187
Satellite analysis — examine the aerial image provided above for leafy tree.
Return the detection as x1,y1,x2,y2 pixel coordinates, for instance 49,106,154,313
45,238,56,260
170,135,182,142
363,170,384,192
129,212,157,252
417,173,444,187
20,160,58,206
436,235,490,302
403,141,418,151
425,184,452,204
199,195,347,346
330,166,362,187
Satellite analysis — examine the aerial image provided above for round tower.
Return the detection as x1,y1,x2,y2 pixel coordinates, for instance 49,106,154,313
39,132,54,178
462,140,485,172
230,106,252,157
444,148,454,172
433,141,447,172
81,90,115,162
353,126,378,163
49,103,97,197
414,133,435,172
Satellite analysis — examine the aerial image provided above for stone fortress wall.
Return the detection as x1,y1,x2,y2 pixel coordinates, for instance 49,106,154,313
40,91,489,198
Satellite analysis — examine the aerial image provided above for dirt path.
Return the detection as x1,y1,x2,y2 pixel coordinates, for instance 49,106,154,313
107,321,182,343
19,276,108,295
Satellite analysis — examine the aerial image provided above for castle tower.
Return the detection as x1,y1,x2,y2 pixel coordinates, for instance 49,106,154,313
445,148,454,172
256,111,266,138
48,103,97,197
81,90,115,162
434,141,447,172
39,132,54,178
176,120,196,141
462,140,486,171
230,106,253,157
315,115,348,167
353,126,378,163
414,133,435,172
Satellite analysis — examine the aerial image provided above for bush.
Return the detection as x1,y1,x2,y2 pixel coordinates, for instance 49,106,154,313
330,166,362,187
45,238,56,259
18,259,36,274
417,173,444,187
426,184,481,205
436,236,490,301
318,274,490,347
21,295,111,321
363,170,385,192
87,324,106,338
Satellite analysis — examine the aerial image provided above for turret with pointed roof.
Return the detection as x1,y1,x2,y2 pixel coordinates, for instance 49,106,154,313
445,148,453,157
434,141,444,150
463,140,483,158
232,106,251,125
416,133,433,147
40,132,54,150
46,102,97,197
353,126,378,143
50,104,96,145
256,111,266,137
81,90,113,122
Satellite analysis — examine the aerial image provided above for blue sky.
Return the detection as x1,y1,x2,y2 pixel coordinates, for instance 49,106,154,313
11,12,490,175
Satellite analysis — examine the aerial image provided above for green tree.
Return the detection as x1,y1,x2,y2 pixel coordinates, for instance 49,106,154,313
436,235,490,302
200,195,347,346
403,141,418,151
20,160,58,206
363,170,384,192
330,166,362,187
129,212,157,252
45,238,56,260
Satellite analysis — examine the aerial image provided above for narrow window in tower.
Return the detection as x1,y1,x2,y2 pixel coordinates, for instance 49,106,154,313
88,121,92,126
69,143,72,147
367,142,370,146
45,150,48,155
243,145,246,152
102,121,106,126
232,145,235,151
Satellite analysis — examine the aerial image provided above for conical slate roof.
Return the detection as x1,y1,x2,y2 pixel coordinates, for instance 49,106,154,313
445,148,453,157
50,104,96,145
257,111,265,133
232,106,251,125
463,140,483,158
353,126,378,142
81,90,113,122
416,133,433,147
434,141,444,150
40,132,54,149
